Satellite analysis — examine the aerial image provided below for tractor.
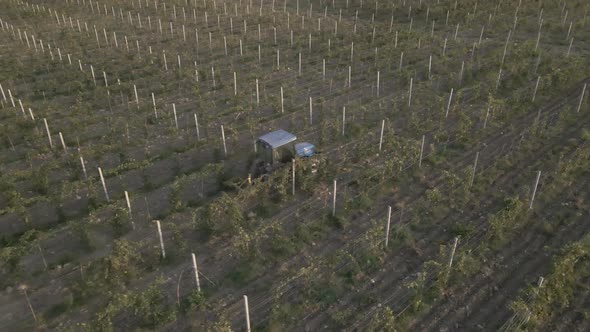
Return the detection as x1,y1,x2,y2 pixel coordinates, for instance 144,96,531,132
251,129,319,179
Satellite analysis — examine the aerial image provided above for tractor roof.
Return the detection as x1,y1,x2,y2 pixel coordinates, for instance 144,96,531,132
257,129,297,148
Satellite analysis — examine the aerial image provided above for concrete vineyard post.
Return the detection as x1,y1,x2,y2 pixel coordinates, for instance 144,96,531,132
156,220,166,258
133,84,139,109
376,71,380,96
98,167,110,202
292,159,295,195
470,152,479,188
479,25,485,45
379,119,385,152
448,237,459,268
428,55,432,78
309,96,313,125
332,180,337,216
445,88,454,118
483,107,490,129
43,118,53,149
501,30,511,66
234,72,237,96
211,66,216,88
408,77,413,107
567,38,573,57
173,103,179,129
322,59,326,80
8,89,15,107
577,83,587,113
80,156,87,180
151,93,158,118
0,83,6,102
90,65,96,86
37,244,48,270
385,206,392,248
419,135,425,168
280,86,284,113
532,76,540,102
256,79,260,105
22,288,38,324
529,171,541,209
348,66,352,88
59,132,67,154
192,253,201,292
221,125,227,156
342,107,346,136
194,114,200,140
124,191,135,229
244,295,251,332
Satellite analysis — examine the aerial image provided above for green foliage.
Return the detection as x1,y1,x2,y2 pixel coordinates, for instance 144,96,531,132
198,192,244,237
133,279,176,329
104,239,141,288
181,289,207,314
367,307,396,332
109,206,132,237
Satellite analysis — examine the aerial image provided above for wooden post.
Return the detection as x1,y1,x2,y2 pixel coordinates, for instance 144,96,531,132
221,125,227,156
448,237,459,268
332,180,337,216
445,88,454,118
384,206,392,248
156,220,166,258
98,167,110,202
378,119,385,152
192,253,201,292
243,295,251,332
418,135,425,168
529,171,541,209
470,152,479,188
43,118,53,149
577,83,587,113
